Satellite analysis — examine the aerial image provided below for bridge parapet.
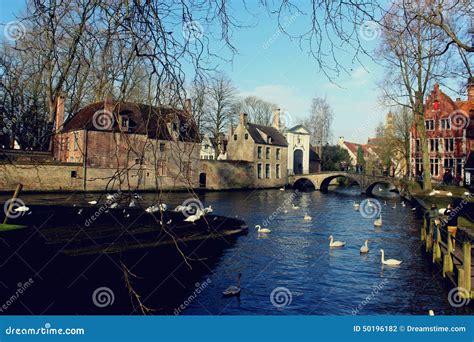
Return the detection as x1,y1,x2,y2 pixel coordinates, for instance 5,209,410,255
289,172,403,195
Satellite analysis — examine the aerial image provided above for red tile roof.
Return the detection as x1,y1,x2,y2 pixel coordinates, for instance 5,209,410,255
61,101,200,143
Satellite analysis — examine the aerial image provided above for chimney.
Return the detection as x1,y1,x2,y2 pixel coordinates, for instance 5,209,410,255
239,112,248,126
104,96,114,114
467,77,474,101
273,108,281,130
338,136,345,146
55,94,65,132
184,98,192,115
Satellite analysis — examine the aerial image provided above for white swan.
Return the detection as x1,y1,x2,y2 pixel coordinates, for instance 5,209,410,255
292,204,300,210
106,194,114,200
88,200,97,205
223,273,241,297
374,214,383,227
380,249,402,265
446,192,453,197
279,187,285,191
428,310,435,316
202,205,213,214
401,201,406,207
411,207,417,211
255,225,271,233
303,213,312,221
14,206,30,213
129,199,136,207
392,203,397,209
353,201,360,211
145,205,159,213
110,202,118,209
145,203,167,213
329,235,345,248
360,240,369,254
174,205,190,212
184,209,203,223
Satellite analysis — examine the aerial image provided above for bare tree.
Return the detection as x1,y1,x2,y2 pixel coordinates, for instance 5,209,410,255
378,0,454,191
203,73,237,137
233,96,276,126
303,96,333,151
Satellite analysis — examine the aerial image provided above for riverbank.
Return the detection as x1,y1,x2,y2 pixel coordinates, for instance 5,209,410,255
407,183,473,305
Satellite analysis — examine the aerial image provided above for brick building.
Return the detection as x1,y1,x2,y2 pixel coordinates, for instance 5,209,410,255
52,97,201,190
410,80,474,183
226,112,288,188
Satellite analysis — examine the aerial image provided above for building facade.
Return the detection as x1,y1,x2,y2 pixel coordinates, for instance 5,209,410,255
285,124,311,175
52,97,201,191
226,112,288,188
410,81,474,183
200,133,216,160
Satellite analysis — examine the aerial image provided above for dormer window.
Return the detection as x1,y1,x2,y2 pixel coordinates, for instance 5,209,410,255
119,110,132,132
121,115,129,129
267,136,272,144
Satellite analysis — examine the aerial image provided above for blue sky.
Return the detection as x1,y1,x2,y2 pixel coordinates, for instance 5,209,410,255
1,0,390,144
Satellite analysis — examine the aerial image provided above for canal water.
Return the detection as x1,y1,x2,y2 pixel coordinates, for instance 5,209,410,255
0,186,470,315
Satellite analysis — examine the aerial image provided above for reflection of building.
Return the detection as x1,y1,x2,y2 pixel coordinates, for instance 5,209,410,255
410,80,474,182
226,112,288,187
285,124,310,175
53,97,201,190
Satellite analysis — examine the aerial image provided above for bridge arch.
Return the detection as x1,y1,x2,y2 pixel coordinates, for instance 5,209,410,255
365,180,396,196
293,178,316,191
319,174,360,192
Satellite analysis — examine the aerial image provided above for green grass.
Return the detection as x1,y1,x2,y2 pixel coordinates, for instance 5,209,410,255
0,223,27,232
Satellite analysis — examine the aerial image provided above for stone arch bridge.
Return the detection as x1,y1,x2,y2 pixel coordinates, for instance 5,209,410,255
289,172,405,195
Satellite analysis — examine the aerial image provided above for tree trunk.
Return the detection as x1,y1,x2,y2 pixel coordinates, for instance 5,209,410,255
415,105,432,191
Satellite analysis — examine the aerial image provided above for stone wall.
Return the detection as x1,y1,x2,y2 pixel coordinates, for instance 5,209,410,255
0,162,83,192
198,160,253,190
0,159,280,192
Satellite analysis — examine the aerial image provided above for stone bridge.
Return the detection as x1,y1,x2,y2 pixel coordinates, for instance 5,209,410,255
288,172,405,195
